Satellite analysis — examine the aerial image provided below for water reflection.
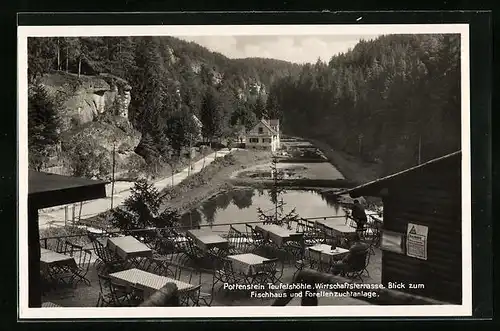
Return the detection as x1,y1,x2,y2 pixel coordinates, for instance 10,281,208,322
214,191,233,211
231,189,254,209
201,201,218,225
180,208,202,228
180,188,347,229
318,192,342,213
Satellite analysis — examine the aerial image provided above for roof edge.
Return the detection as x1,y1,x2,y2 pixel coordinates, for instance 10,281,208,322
344,150,461,198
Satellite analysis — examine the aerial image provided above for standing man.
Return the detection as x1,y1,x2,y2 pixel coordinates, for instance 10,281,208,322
351,199,368,240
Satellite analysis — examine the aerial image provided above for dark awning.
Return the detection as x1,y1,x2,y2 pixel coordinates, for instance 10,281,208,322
27,171,109,308
28,170,109,209
344,151,461,198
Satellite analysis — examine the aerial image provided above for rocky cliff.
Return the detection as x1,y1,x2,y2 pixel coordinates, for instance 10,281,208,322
38,72,143,179
39,72,132,131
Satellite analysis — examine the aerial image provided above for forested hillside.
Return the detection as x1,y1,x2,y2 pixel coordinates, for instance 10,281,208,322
267,34,461,176
27,36,301,175
28,34,461,180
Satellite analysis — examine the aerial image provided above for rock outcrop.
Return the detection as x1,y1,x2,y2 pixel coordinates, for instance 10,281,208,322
61,116,145,179
40,72,132,132
38,72,143,179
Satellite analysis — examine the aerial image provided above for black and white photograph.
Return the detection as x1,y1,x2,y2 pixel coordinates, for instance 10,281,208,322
18,24,471,318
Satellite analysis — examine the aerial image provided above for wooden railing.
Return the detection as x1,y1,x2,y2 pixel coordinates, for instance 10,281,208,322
40,212,380,240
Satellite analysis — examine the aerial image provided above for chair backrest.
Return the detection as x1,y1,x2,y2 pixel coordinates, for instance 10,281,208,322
181,284,202,306
186,236,205,258
250,227,264,241
54,239,67,254
173,233,189,252
157,236,177,255
109,279,131,304
92,238,114,262
97,273,112,294
295,219,307,233
177,264,202,286
227,225,237,239
245,224,254,237
65,241,92,270
212,257,234,284
347,248,370,271
228,226,248,253
222,256,234,271
130,283,145,300
262,258,278,272
307,247,323,263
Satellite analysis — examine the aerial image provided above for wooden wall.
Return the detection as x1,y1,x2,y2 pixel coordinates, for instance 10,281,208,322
381,156,462,304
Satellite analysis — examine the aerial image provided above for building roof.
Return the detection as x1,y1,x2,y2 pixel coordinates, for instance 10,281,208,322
256,119,277,134
345,150,461,198
29,170,109,209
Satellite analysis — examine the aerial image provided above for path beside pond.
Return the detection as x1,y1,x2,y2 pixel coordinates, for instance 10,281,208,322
38,148,236,229
160,149,273,216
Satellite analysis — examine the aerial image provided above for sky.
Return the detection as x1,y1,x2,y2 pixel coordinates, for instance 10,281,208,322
176,35,381,64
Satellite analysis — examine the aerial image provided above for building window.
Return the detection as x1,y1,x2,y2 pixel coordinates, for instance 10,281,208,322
249,138,259,143
263,138,272,143
258,127,263,134
380,230,406,254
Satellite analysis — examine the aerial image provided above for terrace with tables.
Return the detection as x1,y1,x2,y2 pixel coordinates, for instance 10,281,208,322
38,215,383,307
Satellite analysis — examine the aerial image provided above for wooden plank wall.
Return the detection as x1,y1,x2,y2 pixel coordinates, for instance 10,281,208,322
381,158,462,304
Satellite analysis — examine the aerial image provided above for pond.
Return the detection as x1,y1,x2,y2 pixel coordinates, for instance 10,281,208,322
180,187,349,232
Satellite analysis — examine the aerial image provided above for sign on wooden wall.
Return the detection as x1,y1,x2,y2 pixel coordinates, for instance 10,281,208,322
406,223,429,260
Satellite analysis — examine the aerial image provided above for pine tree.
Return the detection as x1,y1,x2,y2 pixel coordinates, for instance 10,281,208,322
200,87,223,146
252,95,267,119
112,178,180,239
257,154,299,228
129,37,167,133
28,38,56,82
165,107,199,156
28,84,61,170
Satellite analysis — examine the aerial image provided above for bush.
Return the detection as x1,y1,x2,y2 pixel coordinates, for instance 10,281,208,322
111,179,180,239
66,140,112,179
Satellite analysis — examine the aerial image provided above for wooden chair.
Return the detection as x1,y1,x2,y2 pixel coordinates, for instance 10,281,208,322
39,238,65,252
227,225,251,254
96,274,132,307
342,248,371,282
183,236,208,266
303,221,323,246
155,254,185,279
294,246,324,277
175,265,215,307
65,241,93,286
129,284,145,306
154,228,178,255
91,237,126,274
245,224,265,252
253,258,284,285
307,247,325,271
208,256,245,301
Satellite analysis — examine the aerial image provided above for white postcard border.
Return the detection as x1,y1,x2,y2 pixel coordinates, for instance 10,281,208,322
17,23,471,319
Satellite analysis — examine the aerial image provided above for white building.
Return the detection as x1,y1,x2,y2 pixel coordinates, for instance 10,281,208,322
246,119,281,152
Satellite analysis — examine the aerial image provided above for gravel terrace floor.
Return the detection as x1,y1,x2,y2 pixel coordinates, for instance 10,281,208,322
41,247,381,307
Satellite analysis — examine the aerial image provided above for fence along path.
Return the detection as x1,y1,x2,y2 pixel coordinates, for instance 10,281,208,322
38,148,235,229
